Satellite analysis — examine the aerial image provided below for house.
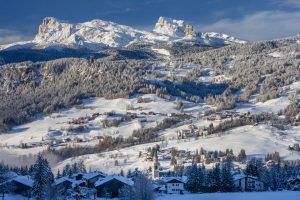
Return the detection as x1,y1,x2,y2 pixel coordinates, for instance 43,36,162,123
10,176,33,196
167,113,176,117
161,177,186,194
83,172,106,188
68,173,87,188
72,173,85,181
233,174,264,192
94,175,133,198
152,183,166,193
72,179,87,188
53,177,73,191
148,111,156,115
215,112,225,120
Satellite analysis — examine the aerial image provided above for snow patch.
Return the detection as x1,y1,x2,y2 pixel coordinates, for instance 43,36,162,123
269,52,283,58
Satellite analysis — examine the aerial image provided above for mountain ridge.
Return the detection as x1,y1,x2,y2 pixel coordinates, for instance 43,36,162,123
0,16,247,51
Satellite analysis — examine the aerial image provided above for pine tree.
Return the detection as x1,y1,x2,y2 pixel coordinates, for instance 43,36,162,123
207,123,214,135
170,155,177,166
186,164,198,193
221,161,234,192
120,169,124,177
32,154,54,200
56,170,62,179
245,158,260,177
121,173,154,200
71,162,78,174
237,149,247,163
62,163,72,177
195,165,205,192
127,169,132,178
132,173,154,200
212,163,221,191
195,149,201,163
119,184,135,200
77,160,87,173
0,166,13,199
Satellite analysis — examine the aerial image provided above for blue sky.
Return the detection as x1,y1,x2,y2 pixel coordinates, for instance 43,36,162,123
1,0,300,44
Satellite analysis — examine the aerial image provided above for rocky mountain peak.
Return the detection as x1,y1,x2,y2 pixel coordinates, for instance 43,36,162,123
153,16,194,37
0,16,247,51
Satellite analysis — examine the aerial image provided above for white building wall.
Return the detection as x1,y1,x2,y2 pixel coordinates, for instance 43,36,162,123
166,183,184,194
234,177,264,192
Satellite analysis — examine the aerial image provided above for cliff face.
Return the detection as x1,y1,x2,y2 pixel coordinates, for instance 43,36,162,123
36,17,73,43
153,16,188,37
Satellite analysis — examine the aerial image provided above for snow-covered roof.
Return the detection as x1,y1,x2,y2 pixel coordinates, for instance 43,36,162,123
159,185,166,191
83,172,105,180
233,174,259,181
71,172,84,178
152,182,160,190
5,171,18,179
288,176,300,183
94,175,133,187
12,176,33,187
233,173,246,181
53,177,73,186
72,180,86,188
162,176,187,184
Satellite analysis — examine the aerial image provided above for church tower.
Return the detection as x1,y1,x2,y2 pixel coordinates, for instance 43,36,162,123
152,150,159,179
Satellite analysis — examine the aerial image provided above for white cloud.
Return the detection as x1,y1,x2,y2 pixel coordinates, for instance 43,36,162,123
274,0,300,8
0,29,32,45
200,11,300,41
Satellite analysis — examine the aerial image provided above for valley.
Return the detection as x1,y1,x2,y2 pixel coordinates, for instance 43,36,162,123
0,15,299,199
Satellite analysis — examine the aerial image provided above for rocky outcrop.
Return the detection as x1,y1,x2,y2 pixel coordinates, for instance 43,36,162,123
153,16,189,37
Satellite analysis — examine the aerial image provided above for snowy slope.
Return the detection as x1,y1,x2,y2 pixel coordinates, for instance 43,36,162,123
0,71,298,172
0,94,178,146
0,17,246,51
53,123,300,173
200,32,247,46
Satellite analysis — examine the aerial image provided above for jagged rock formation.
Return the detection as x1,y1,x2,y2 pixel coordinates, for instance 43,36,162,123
0,16,246,51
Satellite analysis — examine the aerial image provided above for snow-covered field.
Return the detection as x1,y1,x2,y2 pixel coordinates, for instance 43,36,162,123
236,80,300,114
157,192,300,200
0,94,178,147
164,125,300,159
0,72,298,172
54,123,300,173
152,48,170,57
3,190,300,200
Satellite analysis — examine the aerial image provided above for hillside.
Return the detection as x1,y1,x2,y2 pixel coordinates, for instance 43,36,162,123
0,24,299,171
0,14,299,200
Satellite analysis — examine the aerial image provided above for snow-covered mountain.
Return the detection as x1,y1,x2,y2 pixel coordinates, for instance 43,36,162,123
154,17,246,46
0,16,246,51
33,17,169,50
